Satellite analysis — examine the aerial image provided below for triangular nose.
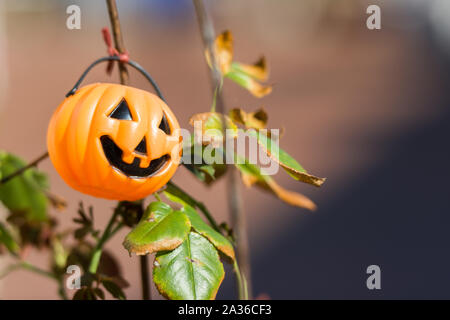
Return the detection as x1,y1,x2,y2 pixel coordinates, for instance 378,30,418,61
135,137,147,154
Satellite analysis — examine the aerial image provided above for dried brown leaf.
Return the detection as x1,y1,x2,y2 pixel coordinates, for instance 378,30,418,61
45,191,67,211
239,166,316,211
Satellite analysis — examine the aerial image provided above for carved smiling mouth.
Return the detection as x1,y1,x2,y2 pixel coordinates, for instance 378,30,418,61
100,135,168,178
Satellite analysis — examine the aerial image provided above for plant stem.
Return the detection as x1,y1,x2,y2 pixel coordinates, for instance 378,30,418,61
228,168,251,296
233,259,248,300
0,152,49,185
88,210,119,274
106,0,128,84
192,0,224,114
192,0,252,299
140,255,151,300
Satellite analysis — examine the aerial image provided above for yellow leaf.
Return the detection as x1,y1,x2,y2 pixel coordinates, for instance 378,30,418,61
228,109,245,126
205,31,272,98
205,30,233,75
281,168,326,187
266,126,285,140
45,191,67,211
250,82,272,98
236,158,316,211
241,170,258,187
265,145,326,187
240,170,316,211
266,179,316,211
229,108,268,129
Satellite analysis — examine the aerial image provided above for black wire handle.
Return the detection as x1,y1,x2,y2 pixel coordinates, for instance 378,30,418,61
66,56,165,102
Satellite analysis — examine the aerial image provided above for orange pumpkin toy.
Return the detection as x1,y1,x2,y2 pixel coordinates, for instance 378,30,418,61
47,79,182,200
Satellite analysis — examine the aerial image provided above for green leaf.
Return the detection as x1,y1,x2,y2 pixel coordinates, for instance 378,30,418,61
72,287,100,300
234,153,266,180
0,151,48,221
153,232,225,300
247,130,326,187
102,279,126,300
197,165,215,179
234,154,317,211
164,192,235,261
123,201,190,255
164,183,200,210
72,288,88,300
0,222,19,255
29,170,49,190
93,288,105,300
183,164,209,182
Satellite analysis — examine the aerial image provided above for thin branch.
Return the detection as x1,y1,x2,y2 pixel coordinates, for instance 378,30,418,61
0,261,57,280
140,255,151,300
20,261,58,280
106,0,128,84
0,263,21,280
228,168,251,297
0,260,67,299
233,259,248,300
192,0,224,114
0,152,48,185
192,0,252,299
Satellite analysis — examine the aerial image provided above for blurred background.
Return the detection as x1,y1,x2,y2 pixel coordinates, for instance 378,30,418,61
1,0,450,299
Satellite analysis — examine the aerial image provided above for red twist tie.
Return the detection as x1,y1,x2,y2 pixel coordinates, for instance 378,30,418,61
102,27,129,75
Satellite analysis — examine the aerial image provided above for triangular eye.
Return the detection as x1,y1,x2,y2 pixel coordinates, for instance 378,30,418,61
109,99,133,120
158,112,171,135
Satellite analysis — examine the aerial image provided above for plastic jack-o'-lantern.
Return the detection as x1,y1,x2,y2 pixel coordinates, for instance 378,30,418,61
47,58,182,201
